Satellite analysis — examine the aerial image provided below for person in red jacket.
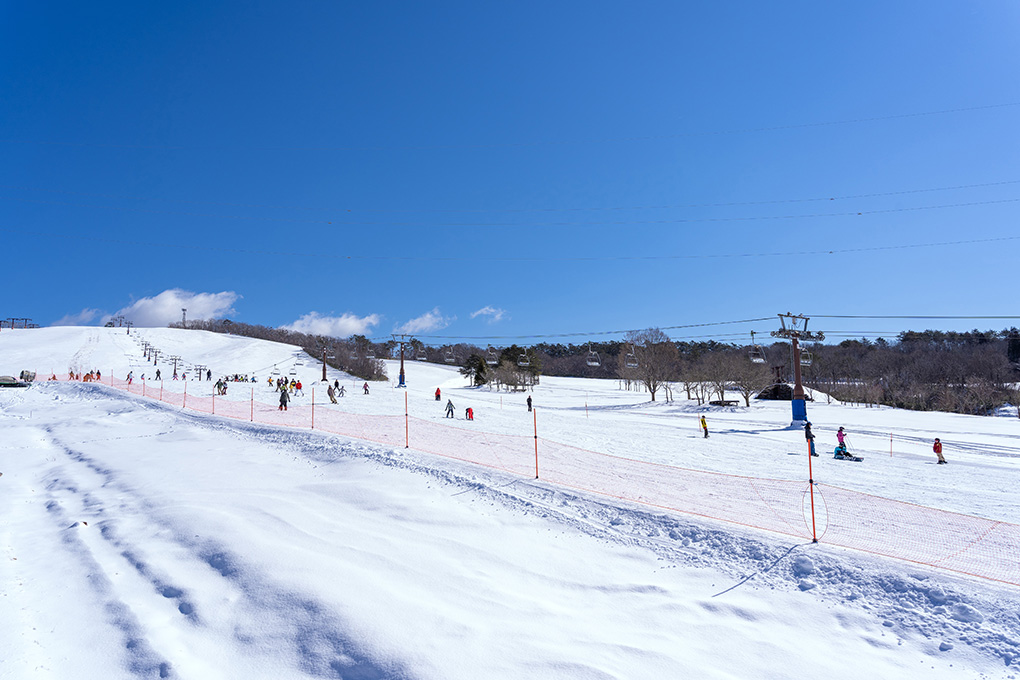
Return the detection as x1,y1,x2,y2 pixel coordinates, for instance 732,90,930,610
934,438,946,464
435,387,442,401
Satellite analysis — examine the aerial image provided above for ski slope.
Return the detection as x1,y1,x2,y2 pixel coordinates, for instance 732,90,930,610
1,327,1019,679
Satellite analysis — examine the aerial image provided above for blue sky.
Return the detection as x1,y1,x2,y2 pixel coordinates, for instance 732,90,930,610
3,2,1019,345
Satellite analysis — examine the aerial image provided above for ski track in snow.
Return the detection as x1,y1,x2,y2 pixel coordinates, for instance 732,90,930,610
29,381,1020,675
32,418,411,680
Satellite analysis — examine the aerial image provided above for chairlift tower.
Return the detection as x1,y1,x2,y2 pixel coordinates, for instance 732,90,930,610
391,334,410,388
320,347,335,382
770,313,824,424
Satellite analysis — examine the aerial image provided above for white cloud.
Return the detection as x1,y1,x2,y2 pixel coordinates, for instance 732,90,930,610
52,308,103,326
282,312,381,338
470,305,508,323
109,289,240,327
395,307,455,335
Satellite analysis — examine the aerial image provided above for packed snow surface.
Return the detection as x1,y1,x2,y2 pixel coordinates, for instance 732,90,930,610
1,327,1019,679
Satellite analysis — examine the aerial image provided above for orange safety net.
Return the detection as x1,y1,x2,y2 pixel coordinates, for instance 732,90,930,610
68,375,1020,587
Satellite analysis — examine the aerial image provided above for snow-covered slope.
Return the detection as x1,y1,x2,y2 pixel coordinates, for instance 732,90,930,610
1,327,1018,679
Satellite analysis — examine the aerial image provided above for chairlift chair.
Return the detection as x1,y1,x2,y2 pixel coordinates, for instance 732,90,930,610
624,344,639,369
288,367,298,376
586,344,601,368
444,348,456,364
517,352,530,368
749,331,767,364
416,348,428,361
800,350,813,367
485,346,499,366
271,365,281,376
365,350,376,360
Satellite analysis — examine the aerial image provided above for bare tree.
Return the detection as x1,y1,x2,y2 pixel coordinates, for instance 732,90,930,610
729,352,773,406
626,328,678,402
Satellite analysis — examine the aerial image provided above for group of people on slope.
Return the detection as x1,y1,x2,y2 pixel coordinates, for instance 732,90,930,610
434,387,534,421
437,387,474,420
804,421,947,464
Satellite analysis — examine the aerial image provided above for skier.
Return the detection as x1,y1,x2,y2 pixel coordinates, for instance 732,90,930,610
363,382,370,395
527,395,533,412
127,371,133,385
294,380,303,396
206,369,212,381
338,385,346,397
934,438,947,464
700,414,709,438
334,379,340,392
279,388,290,411
805,421,817,456
435,387,442,401
327,385,337,404
155,368,161,381
445,399,455,418
465,407,474,421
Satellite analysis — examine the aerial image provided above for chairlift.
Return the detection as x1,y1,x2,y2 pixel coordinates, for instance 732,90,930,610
365,349,376,360
800,350,813,367
485,346,499,366
288,367,298,376
416,348,428,361
517,352,530,368
749,332,767,364
444,348,456,364
625,345,639,369
271,365,281,376
586,343,601,368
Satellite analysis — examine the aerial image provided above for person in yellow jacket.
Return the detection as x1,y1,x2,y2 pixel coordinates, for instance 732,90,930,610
700,415,708,438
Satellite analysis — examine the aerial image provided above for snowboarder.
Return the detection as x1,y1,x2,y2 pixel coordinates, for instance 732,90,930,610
805,421,817,456
445,399,455,418
279,388,290,411
527,395,533,412
934,438,946,464
327,385,337,404
363,382,370,395
435,387,442,401
465,407,473,421
155,369,161,381
206,369,212,381
700,415,709,438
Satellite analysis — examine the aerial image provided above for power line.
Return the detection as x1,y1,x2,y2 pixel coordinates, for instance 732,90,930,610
808,315,1020,320
0,102,1016,152
1,194,1017,228
3,227,1018,263
414,318,775,341
2,177,1017,214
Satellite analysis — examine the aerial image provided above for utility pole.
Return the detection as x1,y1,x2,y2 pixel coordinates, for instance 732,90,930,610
125,321,133,334
771,313,824,425
169,355,182,378
181,308,187,328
